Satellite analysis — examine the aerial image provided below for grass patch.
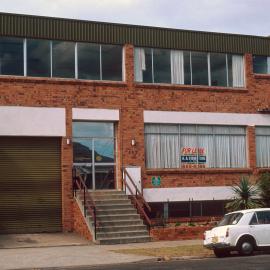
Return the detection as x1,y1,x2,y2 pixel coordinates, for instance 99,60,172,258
112,245,213,258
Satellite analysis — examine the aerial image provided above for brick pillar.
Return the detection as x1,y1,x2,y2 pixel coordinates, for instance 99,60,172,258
124,44,135,87
245,54,254,89
61,107,73,231
120,44,145,185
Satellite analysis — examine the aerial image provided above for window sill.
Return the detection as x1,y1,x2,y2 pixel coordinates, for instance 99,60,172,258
253,74,270,80
145,168,253,175
135,82,247,93
257,168,270,173
0,75,128,87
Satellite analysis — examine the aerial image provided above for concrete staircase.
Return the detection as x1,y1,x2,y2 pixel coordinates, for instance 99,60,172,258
77,190,151,244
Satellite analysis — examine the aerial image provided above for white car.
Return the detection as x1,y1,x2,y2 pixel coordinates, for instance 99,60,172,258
204,208,270,257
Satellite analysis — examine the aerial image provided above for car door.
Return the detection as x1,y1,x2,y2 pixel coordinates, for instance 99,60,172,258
249,211,270,246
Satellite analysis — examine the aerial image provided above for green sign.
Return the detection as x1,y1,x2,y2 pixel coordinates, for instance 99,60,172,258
151,176,161,187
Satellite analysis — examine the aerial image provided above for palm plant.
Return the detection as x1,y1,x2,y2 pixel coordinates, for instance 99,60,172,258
226,176,262,212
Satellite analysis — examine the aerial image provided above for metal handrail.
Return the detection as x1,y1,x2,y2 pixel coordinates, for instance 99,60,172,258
72,167,97,240
122,168,152,227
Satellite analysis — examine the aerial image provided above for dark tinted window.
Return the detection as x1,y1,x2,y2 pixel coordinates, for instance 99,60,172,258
184,51,191,85
52,41,75,78
153,49,171,83
191,52,209,85
0,37,24,75
78,43,100,80
169,202,190,217
148,203,164,218
143,48,153,83
101,45,122,81
27,39,51,77
210,53,227,86
227,54,233,87
253,56,268,74
256,211,270,224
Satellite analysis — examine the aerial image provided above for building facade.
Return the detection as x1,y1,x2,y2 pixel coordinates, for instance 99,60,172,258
1,12,270,235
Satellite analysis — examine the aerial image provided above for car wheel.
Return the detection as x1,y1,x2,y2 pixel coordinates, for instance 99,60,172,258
238,239,254,256
213,248,230,258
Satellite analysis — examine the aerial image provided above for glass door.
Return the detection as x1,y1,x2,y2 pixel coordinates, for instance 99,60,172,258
73,122,116,190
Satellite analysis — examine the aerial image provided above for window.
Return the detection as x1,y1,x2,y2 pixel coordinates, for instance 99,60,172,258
0,37,24,76
191,52,209,85
256,211,270,225
52,41,75,78
72,122,115,190
218,213,243,226
77,43,100,80
149,200,225,219
153,49,171,83
135,47,245,88
101,44,122,81
253,55,270,74
27,39,51,77
183,51,191,85
210,53,227,86
145,124,247,169
140,48,153,83
256,127,270,167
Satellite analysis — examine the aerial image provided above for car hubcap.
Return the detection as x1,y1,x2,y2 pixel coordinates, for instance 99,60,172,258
242,242,252,254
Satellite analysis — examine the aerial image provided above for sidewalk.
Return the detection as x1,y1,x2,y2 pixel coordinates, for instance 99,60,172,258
0,237,202,270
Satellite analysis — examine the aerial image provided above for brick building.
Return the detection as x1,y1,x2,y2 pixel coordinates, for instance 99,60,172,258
1,12,270,242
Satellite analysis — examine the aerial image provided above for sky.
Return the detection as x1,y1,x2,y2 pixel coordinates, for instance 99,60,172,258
0,0,270,36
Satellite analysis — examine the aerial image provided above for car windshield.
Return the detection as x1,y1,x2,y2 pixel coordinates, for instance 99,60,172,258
217,213,243,226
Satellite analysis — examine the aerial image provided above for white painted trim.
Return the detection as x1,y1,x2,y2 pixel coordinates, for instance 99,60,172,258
122,46,126,82
72,108,119,121
75,42,78,79
144,110,270,126
23,39,27,76
143,186,234,202
0,106,66,136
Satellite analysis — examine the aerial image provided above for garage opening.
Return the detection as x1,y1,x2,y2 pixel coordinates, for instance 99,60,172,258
0,137,62,234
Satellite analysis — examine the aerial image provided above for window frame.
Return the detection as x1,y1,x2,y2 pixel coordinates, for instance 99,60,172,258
0,36,123,82
135,46,245,88
144,124,247,169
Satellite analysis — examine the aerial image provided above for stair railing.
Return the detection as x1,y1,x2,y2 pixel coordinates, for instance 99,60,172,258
72,167,97,240
122,168,152,228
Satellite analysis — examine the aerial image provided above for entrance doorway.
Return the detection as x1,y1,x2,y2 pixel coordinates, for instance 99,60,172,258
73,122,116,190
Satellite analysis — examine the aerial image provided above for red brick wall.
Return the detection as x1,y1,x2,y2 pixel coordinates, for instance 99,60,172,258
0,45,270,231
73,201,93,241
150,225,211,241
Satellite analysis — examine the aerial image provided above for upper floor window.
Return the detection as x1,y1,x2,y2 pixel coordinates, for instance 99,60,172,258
144,124,247,169
135,47,245,88
27,39,51,77
253,55,270,74
0,37,24,76
0,36,123,82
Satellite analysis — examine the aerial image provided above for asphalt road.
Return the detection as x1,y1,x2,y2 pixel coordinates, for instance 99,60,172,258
54,254,270,270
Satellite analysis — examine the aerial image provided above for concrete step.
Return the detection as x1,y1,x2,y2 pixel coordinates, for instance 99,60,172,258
96,214,140,222
97,219,144,227
95,204,135,210
93,199,130,205
98,236,151,245
96,230,149,239
96,208,137,215
90,190,125,195
92,194,129,200
96,224,148,233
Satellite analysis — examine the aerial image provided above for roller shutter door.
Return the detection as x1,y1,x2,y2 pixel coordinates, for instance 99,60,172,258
0,137,62,234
